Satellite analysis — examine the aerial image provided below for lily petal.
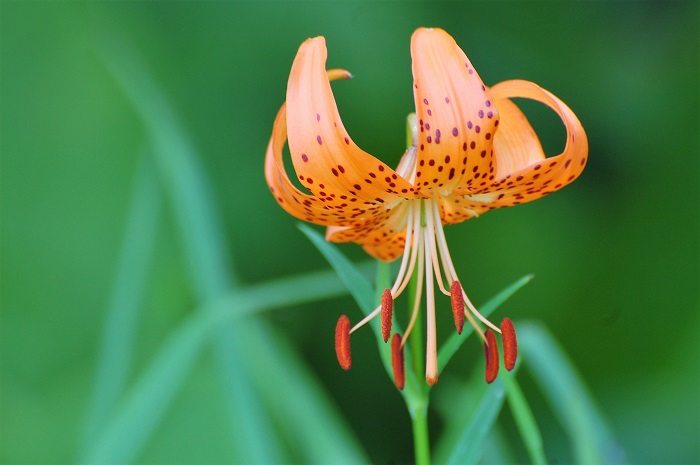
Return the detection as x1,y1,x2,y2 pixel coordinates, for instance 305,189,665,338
411,28,499,195
265,104,347,226
491,96,546,180
287,37,414,206
265,66,413,229
456,79,587,209
326,201,410,261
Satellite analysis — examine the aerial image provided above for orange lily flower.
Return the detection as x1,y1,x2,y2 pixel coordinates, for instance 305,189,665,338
265,28,587,388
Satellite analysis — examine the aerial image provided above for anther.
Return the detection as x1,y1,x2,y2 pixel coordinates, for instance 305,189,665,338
335,315,352,370
381,288,393,343
450,280,465,334
484,329,499,383
391,333,405,390
501,317,517,371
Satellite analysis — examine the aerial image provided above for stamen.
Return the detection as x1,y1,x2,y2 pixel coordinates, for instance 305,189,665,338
401,227,424,348
335,315,352,371
463,289,501,335
501,317,518,371
350,304,381,334
430,199,487,342
484,329,499,383
450,280,465,334
381,288,393,343
389,203,415,296
393,202,422,297
391,333,405,390
424,200,450,296
424,231,438,386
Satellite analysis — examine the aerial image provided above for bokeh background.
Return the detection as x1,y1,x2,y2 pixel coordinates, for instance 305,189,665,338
2,1,698,464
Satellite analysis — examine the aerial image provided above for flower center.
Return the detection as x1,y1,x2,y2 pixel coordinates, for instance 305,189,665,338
335,195,518,388
333,113,517,388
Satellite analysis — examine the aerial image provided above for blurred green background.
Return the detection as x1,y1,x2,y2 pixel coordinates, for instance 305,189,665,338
2,1,698,464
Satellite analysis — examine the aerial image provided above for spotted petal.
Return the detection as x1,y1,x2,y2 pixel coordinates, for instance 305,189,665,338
326,201,410,261
490,96,546,180
411,28,499,196
448,79,587,212
265,104,347,226
286,37,414,207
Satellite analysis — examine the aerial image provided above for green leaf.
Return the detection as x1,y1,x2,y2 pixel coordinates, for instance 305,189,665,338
80,154,161,453
80,267,362,464
100,37,282,464
438,274,533,373
501,367,548,465
518,322,625,465
79,307,223,464
238,319,369,464
434,370,510,465
298,224,376,313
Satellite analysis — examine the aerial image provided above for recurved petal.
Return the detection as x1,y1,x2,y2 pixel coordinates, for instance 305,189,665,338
265,104,349,226
491,97,546,180
287,37,414,205
463,79,588,208
411,28,499,195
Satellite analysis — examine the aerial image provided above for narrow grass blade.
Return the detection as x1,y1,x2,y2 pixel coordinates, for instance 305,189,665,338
480,424,518,464
80,154,160,452
518,322,625,465
438,274,533,372
80,266,357,464
80,307,222,464
298,224,375,313
436,374,509,465
100,41,234,297
100,37,281,464
501,367,548,465
239,319,369,465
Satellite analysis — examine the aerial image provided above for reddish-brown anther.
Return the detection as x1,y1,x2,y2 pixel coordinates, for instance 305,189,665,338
501,317,517,371
484,330,499,383
335,315,352,370
391,333,405,390
450,280,465,334
381,288,393,343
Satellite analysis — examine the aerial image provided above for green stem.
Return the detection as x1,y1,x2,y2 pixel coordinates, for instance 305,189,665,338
409,399,431,465
502,371,548,465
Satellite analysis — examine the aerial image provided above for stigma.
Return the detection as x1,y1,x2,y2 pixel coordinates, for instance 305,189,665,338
335,195,518,388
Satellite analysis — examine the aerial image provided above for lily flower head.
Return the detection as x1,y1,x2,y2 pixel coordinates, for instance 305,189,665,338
265,28,587,388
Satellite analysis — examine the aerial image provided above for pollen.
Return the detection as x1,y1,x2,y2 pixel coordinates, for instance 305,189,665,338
391,333,405,390
450,280,465,334
501,317,517,371
335,315,352,370
381,288,393,343
484,329,499,383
